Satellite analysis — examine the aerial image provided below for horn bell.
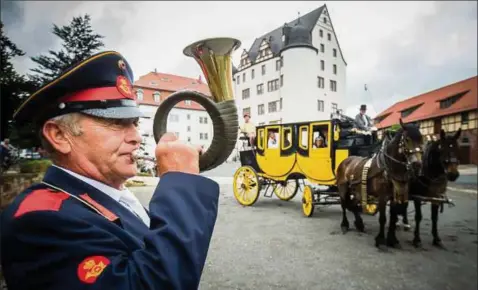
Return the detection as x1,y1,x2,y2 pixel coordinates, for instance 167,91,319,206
152,37,241,172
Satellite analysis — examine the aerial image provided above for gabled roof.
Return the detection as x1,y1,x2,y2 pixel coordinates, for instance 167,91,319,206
134,71,211,96
245,5,325,63
374,75,478,128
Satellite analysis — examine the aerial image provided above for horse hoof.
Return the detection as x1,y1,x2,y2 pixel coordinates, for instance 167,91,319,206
387,239,401,249
354,222,365,232
433,240,446,249
376,244,388,252
341,226,349,234
412,240,422,248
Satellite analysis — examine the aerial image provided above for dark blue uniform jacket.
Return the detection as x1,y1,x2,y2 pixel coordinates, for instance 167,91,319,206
0,166,220,289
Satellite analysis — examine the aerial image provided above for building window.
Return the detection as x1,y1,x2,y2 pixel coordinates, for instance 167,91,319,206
136,89,144,101
319,29,323,37
268,101,277,113
267,79,280,92
461,112,469,124
317,76,325,88
187,114,191,120
330,80,337,92
333,48,337,57
237,77,240,85
242,73,245,82
200,133,208,140
320,60,325,71
185,100,192,106
199,116,208,124
153,91,161,102
242,88,250,100
243,107,251,117
332,102,338,112
258,104,265,115
187,137,191,142
187,126,191,132
279,98,282,110
280,56,284,68
276,59,281,71
400,105,421,118
327,33,331,41
323,17,327,24
251,69,255,79
280,75,283,87
317,100,324,112
333,64,337,75
169,114,179,122
262,64,266,75
257,83,264,95
320,44,324,53
439,91,468,109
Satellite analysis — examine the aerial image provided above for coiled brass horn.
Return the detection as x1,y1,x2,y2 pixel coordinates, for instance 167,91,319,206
153,37,241,172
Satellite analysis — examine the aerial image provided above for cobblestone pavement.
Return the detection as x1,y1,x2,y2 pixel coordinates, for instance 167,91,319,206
131,164,478,290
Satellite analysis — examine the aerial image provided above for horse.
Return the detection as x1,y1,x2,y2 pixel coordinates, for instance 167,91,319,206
336,119,424,250
398,128,461,248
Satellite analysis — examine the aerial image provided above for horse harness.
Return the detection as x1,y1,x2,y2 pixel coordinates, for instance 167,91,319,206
357,133,422,210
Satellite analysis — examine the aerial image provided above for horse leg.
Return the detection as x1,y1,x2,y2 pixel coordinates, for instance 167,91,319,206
431,202,445,248
401,201,411,231
387,203,401,248
353,209,365,232
412,199,423,248
340,196,350,234
375,196,387,250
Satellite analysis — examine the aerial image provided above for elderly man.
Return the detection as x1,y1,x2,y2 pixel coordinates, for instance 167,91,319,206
354,104,374,131
0,52,220,289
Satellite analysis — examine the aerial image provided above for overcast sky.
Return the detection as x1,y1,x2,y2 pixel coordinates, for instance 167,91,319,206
2,1,477,116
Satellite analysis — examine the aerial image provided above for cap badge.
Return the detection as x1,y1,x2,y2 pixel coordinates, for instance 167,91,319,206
118,59,126,71
116,75,134,99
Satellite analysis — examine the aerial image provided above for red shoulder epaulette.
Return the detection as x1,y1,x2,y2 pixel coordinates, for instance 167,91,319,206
14,188,70,218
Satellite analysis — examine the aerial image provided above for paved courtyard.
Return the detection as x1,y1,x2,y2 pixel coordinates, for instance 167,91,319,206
131,163,478,290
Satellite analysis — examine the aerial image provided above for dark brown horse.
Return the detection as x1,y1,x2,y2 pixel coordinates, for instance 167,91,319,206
398,128,462,248
336,119,424,250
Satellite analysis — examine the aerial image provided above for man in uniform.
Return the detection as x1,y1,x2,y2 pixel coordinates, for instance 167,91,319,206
354,104,377,144
0,51,220,289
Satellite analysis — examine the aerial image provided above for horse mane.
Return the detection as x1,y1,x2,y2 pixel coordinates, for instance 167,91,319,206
421,140,439,175
399,123,423,143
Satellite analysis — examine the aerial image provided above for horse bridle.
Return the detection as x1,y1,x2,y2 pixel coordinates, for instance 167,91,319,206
381,133,423,175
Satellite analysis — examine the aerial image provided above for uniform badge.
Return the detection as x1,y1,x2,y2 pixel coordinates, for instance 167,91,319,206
118,59,126,70
116,75,134,99
77,255,110,284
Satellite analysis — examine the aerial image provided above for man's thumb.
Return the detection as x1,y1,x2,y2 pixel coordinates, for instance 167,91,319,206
158,132,178,144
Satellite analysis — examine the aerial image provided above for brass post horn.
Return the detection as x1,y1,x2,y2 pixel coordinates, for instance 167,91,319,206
152,37,241,172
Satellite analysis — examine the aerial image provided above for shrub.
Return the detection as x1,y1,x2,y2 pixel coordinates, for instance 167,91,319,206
19,159,53,174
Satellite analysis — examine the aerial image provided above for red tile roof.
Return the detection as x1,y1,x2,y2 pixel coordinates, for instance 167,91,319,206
133,72,211,110
374,76,478,129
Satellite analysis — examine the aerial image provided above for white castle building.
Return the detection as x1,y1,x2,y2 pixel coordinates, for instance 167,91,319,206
233,4,347,126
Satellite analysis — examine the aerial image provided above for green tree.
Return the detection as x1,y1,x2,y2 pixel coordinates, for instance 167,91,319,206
29,14,105,85
0,21,36,143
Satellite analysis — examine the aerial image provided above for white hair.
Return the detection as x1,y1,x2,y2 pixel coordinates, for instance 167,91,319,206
40,113,84,160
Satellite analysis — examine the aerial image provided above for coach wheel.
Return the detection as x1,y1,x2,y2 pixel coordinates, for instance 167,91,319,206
273,179,299,201
233,166,260,206
302,185,315,217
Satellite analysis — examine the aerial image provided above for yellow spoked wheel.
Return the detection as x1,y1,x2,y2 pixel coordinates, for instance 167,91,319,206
233,166,260,206
301,185,315,217
273,179,299,201
364,203,378,215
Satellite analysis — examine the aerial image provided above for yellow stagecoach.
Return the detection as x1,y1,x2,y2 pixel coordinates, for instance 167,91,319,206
233,115,381,217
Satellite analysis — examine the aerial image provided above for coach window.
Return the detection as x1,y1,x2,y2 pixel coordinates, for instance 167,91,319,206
299,126,309,150
267,128,280,149
312,125,328,149
282,127,292,150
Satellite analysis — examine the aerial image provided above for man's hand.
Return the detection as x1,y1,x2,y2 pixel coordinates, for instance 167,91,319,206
155,132,202,177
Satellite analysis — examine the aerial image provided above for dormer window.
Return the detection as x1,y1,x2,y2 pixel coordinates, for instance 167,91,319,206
185,100,192,106
150,81,158,86
136,89,144,101
153,91,161,102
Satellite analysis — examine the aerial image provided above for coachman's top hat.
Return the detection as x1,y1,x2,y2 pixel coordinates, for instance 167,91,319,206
13,51,144,125
360,104,367,111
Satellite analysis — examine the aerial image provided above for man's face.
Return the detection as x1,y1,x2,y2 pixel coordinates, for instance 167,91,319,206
244,115,250,122
360,109,366,115
68,115,141,182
